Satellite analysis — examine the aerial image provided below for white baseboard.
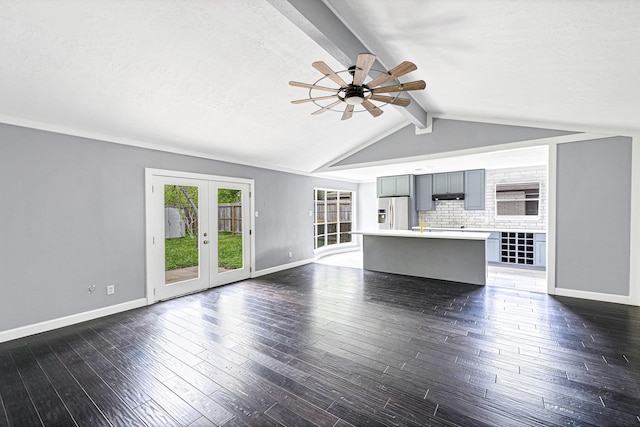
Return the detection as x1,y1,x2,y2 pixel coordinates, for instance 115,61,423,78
252,258,315,278
553,288,635,306
0,298,148,344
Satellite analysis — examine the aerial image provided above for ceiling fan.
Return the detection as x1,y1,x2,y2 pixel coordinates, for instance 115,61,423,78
289,53,425,120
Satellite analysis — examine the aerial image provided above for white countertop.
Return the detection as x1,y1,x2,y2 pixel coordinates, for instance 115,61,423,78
352,229,491,241
410,226,547,234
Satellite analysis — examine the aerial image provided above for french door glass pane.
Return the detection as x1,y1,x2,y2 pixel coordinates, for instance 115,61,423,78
164,185,199,284
218,188,243,273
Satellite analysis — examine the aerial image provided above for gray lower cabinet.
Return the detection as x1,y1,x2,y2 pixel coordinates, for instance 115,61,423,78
464,169,485,210
486,232,500,263
491,231,546,267
534,233,546,267
415,174,434,211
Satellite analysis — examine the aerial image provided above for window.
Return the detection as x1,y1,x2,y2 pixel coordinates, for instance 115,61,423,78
314,189,353,249
495,182,540,217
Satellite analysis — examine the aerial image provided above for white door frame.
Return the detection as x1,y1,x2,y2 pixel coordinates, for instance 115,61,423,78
145,168,255,305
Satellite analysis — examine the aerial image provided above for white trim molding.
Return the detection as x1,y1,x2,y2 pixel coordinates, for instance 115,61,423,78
0,299,147,344
546,141,557,295
554,288,633,306
629,135,640,306
252,258,315,278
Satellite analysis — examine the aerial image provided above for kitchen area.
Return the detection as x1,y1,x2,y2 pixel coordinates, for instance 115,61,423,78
346,161,548,291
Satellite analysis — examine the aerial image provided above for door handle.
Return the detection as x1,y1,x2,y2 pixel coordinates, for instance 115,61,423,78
203,240,209,244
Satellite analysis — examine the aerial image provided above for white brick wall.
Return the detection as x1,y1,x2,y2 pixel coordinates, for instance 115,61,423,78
418,165,547,230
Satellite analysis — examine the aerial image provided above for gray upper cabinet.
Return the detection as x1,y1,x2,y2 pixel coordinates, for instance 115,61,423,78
448,171,464,193
377,175,412,198
378,176,396,198
432,173,448,194
433,171,464,194
415,174,434,211
464,169,485,210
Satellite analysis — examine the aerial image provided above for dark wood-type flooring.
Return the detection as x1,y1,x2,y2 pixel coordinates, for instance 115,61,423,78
1,264,640,426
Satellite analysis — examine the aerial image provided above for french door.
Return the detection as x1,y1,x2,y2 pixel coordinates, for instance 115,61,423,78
146,169,253,302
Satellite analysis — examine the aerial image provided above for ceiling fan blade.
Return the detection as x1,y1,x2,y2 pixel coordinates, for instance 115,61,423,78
366,61,417,88
311,99,343,115
362,100,383,117
291,95,338,104
371,80,426,94
370,94,411,107
289,81,339,93
352,53,376,86
312,61,348,88
341,104,354,120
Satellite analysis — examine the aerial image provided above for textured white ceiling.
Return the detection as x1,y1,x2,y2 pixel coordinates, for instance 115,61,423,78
326,0,640,134
1,1,639,180
0,0,406,173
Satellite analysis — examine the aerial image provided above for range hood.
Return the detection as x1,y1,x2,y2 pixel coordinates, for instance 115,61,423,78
432,193,465,201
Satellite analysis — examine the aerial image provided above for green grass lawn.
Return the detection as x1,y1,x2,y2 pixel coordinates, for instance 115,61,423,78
217,232,243,269
165,232,242,270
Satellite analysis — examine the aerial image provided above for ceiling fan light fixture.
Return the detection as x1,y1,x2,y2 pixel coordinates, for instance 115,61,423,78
345,95,364,105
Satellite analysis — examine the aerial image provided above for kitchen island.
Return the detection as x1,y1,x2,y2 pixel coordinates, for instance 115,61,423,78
352,229,490,285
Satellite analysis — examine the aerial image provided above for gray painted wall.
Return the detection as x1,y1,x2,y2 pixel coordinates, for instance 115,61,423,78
1,119,635,333
333,119,575,167
556,136,632,295
0,123,356,331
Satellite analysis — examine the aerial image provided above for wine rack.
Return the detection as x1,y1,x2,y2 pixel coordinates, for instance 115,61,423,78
500,232,534,265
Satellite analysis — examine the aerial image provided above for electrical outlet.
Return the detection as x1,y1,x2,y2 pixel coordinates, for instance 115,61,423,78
107,285,115,295
288,251,292,258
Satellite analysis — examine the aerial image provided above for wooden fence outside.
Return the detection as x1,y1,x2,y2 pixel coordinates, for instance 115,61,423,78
315,201,352,223
218,203,242,234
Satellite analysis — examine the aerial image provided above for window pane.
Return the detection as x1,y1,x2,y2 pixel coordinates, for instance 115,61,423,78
340,222,351,232
496,182,539,216
316,201,326,222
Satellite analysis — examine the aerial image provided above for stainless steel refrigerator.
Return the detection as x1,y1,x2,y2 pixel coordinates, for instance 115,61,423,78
377,197,410,230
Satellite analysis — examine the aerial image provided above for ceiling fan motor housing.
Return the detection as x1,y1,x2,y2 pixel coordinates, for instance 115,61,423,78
344,85,366,105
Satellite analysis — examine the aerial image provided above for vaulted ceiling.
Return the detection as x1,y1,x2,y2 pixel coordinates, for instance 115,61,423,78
1,1,639,181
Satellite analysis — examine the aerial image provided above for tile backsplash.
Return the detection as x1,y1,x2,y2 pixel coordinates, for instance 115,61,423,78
418,165,547,230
